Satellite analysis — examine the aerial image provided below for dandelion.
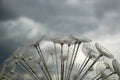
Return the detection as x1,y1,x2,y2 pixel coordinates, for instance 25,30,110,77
0,34,119,80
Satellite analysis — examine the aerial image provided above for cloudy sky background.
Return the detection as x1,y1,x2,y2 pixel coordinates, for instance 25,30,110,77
0,0,120,65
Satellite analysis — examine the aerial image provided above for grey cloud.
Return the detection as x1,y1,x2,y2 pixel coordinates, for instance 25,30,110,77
2,0,98,32
2,0,120,27
1,0,120,40
94,0,120,19
0,17,47,65
0,17,47,41
1,0,120,64
0,0,17,21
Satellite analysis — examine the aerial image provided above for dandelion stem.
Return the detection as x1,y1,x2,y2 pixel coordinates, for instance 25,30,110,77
68,42,81,80
51,54,58,80
17,61,36,80
38,63,50,80
32,52,50,79
64,45,70,80
78,57,90,76
21,58,40,80
54,43,59,80
105,71,116,78
4,74,15,80
77,63,81,71
35,44,52,80
78,55,88,73
80,54,102,80
66,43,77,80
60,44,64,80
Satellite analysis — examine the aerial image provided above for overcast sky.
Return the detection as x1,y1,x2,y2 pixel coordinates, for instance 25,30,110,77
0,0,120,65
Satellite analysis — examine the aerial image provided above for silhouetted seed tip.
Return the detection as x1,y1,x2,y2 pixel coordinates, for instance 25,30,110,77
2,76,6,79
29,56,32,60
10,70,14,74
104,62,112,71
27,36,45,46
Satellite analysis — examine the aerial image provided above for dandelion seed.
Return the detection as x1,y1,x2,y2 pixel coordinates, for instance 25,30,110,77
95,43,114,59
80,43,115,80
69,34,92,43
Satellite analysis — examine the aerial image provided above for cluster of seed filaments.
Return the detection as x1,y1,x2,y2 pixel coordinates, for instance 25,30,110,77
0,35,119,80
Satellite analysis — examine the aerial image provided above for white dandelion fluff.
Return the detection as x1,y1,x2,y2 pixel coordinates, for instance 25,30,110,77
0,34,119,80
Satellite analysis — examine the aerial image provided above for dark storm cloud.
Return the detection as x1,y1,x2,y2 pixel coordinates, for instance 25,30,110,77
1,0,99,33
0,0,108,33
4,0,119,34
0,17,46,44
94,0,120,18
1,0,120,32
0,17,46,65
0,0,17,21
1,0,120,65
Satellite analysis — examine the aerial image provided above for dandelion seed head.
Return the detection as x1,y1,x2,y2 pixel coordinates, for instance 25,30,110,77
0,34,119,80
